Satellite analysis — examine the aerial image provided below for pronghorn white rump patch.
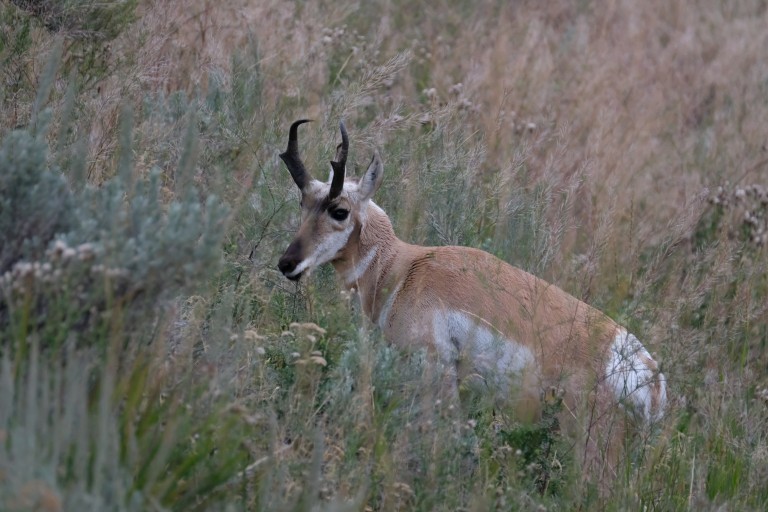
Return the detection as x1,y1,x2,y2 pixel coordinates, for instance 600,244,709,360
344,246,378,285
286,223,355,278
433,311,535,391
605,329,667,422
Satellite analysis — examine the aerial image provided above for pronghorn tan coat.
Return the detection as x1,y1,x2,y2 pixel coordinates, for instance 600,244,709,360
334,199,664,418
277,120,667,478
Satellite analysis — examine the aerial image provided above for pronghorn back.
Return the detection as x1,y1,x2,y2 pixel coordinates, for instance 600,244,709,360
276,120,667,477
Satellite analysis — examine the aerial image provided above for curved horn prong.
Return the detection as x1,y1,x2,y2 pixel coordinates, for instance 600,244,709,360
329,121,348,200
280,119,313,190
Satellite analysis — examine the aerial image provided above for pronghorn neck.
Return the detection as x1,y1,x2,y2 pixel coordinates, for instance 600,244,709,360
332,202,406,322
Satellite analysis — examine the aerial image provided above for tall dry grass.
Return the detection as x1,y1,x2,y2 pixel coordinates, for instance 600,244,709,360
2,0,767,509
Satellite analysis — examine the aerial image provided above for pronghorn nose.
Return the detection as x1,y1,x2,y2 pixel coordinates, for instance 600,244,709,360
278,256,300,279
278,240,303,280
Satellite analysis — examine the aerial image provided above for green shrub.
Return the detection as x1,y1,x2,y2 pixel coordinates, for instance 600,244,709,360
0,131,75,273
0,118,228,348
0,112,239,509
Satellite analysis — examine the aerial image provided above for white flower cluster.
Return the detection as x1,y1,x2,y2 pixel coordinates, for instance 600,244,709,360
419,82,478,115
321,25,353,46
318,25,380,73
497,109,537,134
288,322,328,367
0,239,128,295
0,261,56,291
50,239,97,262
708,183,768,247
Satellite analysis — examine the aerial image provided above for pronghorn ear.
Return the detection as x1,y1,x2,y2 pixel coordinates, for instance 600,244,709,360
359,151,383,201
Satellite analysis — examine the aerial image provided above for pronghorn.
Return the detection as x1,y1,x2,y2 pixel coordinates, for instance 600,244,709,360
277,120,667,474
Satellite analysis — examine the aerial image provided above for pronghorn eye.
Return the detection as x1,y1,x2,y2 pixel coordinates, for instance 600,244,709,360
329,208,349,221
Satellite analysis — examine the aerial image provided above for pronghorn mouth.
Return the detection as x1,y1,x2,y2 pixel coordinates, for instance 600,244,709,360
285,271,303,281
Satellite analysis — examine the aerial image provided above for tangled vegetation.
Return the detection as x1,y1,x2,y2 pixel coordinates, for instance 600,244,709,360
1,0,767,510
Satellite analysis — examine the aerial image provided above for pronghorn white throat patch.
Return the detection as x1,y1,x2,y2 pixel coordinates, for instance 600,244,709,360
344,245,378,286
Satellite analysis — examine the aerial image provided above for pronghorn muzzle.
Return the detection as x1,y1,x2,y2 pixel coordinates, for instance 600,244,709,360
278,238,304,281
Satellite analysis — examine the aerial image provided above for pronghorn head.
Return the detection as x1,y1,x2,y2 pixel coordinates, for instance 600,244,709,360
277,120,384,281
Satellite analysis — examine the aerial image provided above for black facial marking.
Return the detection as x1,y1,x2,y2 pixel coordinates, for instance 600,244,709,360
278,238,304,279
319,196,333,211
318,195,349,222
329,207,349,221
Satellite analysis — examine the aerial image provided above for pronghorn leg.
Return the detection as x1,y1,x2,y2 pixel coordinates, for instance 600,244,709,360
426,333,461,403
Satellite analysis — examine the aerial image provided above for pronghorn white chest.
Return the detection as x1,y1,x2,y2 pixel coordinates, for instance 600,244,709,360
343,245,378,286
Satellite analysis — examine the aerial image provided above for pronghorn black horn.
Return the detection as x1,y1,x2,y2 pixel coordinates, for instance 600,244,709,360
280,119,313,190
329,121,348,200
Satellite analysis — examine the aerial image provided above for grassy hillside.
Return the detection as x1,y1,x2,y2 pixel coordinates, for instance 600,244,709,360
1,0,767,509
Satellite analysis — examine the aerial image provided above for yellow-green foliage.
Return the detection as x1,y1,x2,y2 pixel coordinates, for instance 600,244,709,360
1,0,767,510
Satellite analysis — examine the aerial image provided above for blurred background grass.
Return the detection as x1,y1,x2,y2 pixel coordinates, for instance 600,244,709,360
1,0,767,509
